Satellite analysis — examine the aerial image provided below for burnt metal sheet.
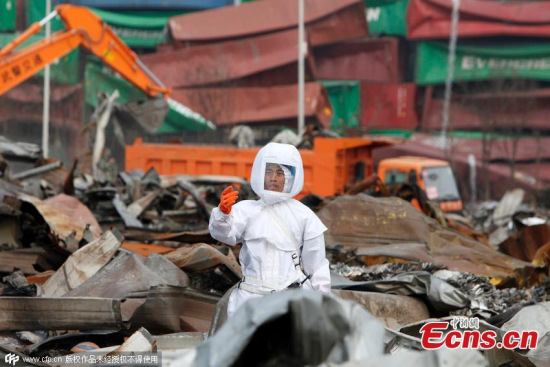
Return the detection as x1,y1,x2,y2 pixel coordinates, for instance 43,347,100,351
0,248,43,275
122,228,214,244
143,29,317,88
171,82,332,128
44,194,102,239
315,38,404,82
164,243,242,279
318,195,536,278
168,0,367,47
408,0,550,40
332,289,430,329
0,136,41,162
126,285,217,334
19,194,90,243
41,230,122,298
66,251,189,298
0,297,122,331
499,217,549,262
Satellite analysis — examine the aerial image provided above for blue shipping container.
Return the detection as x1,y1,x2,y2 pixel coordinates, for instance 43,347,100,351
56,0,232,10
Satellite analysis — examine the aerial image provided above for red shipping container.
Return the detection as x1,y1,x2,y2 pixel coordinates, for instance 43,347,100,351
315,38,405,83
421,86,550,131
407,0,550,40
361,83,418,129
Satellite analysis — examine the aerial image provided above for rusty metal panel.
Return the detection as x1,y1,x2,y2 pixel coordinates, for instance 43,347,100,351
143,29,317,88
408,0,550,40
0,297,122,331
361,83,418,130
315,38,404,82
317,195,536,278
421,87,550,131
170,82,333,128
168,0,367,47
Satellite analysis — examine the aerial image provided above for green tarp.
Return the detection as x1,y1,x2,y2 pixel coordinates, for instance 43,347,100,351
365,0,408,36
85,61,214,132
322,80,360,134
416,41,550,85
0,33,80,85
28,1,186,48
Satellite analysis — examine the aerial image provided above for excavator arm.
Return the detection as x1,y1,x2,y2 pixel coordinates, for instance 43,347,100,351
0,4,170,98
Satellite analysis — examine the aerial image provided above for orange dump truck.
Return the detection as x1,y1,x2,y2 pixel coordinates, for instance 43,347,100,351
125,137,392,199
377,156,463,212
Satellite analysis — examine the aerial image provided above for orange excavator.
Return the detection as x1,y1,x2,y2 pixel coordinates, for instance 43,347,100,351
0,4,172,127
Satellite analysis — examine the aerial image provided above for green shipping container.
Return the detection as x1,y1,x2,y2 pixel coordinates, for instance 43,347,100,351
365,0,408,36
0,0,15,31
28,1,186,49
0,33,80,85
416,41,550,85
85,61,214,132
89,8,188,49
322,81,361,134
27,0,64,32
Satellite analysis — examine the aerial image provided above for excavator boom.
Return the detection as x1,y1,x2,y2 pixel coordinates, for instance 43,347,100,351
0,4,171,99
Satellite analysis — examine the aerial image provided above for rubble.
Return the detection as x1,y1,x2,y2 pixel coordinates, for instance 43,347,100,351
0,137,549,365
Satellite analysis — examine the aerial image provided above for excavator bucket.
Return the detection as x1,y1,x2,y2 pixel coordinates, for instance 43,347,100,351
114,97,169,133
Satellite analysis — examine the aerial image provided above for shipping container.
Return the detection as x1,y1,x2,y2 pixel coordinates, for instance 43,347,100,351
0,33,80,85
408,0,550,39
27,0,64,32
142,29,316,88
415,41,550,85
361,83,418,130
315,38,405,83
168,0,368,47
0,0,15,31
322,81,361,134
420,85,550,131
52,0,232,10
365,0,408,36
170,82,333,129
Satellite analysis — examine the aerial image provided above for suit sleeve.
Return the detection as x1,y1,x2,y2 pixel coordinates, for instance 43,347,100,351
209,205,247,246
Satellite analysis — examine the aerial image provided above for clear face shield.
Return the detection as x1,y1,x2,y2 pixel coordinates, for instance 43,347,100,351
263,162,296,194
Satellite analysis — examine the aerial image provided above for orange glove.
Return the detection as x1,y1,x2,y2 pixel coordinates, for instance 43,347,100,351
219,186,239,215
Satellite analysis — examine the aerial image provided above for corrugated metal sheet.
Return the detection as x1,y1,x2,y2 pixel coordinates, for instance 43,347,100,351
407,0,550,39
142,29,317,88
170,83,332,128
168,0,367,47
361,83,418,130
421,87,550,131
314,38,404,82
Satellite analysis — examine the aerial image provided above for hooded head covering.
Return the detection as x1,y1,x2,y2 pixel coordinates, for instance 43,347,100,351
251,143,304,205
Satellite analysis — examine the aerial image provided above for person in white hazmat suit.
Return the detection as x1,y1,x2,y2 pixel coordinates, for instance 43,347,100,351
209,142,331,318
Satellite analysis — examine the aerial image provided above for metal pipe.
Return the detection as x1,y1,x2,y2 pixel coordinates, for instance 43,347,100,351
298,0,305,137
42,0,52,158
13,161,62,180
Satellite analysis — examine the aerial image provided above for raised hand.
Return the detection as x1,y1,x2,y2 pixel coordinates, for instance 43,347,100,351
219,186,239,215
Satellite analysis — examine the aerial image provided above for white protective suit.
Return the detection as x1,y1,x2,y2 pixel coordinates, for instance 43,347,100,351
209,143,331,318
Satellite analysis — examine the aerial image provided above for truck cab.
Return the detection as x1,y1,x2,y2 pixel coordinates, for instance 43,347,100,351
377,156,463,212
